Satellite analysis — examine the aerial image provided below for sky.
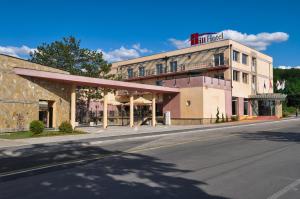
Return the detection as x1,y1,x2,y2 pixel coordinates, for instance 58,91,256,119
0,0,299,69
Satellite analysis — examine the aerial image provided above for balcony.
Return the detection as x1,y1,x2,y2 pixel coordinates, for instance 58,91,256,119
121,58,229,81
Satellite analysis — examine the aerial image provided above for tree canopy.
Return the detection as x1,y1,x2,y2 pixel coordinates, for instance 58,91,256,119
274,68,300,108
29,36,112,78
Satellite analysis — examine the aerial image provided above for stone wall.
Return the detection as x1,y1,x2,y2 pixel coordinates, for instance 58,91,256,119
0,55,72,132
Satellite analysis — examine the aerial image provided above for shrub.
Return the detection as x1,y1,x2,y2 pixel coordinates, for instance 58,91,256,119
59,121,73,133
282,111,289,117
221,113,225,123
225,114,229,122
215,107,220,123
231,115,239,121
30,120,45,134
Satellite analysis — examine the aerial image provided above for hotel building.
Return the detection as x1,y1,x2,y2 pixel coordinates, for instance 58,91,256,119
111,33,285,125
0,33,286,132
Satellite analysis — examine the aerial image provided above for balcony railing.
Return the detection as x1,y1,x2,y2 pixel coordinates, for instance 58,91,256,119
120,59,229,80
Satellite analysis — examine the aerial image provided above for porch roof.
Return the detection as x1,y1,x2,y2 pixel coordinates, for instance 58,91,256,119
249,93,287,101
14,67,180,94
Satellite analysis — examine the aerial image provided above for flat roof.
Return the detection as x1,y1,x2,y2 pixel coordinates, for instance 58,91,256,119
14,67,180,93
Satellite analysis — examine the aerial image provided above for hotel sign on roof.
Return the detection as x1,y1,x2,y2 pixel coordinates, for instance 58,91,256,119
190,32,224,46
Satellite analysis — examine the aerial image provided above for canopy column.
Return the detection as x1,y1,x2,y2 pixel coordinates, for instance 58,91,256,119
129,94,134,127
152,94,156,127
103,90,108,129
70,84,76,128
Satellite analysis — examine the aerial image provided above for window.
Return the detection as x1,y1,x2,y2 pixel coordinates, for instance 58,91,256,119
156,80,163,86
170,61,177,72
232,97,238,116
252,75,257,92
244,99,249,115
127,68,133,78
109,111,115,117
242,54,248,65
156,64,164,75
252,75,256,84
233,50,240,62
214,73,224,79
139,66,145,77
252,57,257,72
242,73,248,84
214,53,224,66
233,70,240,81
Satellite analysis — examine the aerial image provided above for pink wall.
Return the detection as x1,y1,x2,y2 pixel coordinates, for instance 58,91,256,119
248,100,252,116
225,90,232,117
162,93,181,118
238,97,244,116
162,76,232,119
163,76,231,91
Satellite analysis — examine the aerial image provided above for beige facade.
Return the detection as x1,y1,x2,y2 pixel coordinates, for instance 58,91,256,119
112,38,281,123
0,55,72,132
231,40,273,97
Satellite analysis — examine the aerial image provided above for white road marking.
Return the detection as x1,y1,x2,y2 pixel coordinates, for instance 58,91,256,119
267,179,300,199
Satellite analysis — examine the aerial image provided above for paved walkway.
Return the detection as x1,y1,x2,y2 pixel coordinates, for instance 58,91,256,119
0,119,292,150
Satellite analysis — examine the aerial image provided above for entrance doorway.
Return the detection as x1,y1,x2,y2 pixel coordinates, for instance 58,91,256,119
39,100,54,128
258,100,275,116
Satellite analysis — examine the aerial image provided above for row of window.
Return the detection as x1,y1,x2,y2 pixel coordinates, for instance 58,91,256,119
233,50,257,69
233,70,257,84
127,53,226,78
127,61,178,78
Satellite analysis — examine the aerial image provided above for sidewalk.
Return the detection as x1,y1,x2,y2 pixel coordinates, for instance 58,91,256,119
0,118,296,150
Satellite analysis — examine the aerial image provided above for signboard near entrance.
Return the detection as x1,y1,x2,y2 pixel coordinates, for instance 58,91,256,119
190,32,224,46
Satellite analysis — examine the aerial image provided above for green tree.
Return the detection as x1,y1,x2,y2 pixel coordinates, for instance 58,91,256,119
29,36,112,78
274,68,300,108
30,36,114,122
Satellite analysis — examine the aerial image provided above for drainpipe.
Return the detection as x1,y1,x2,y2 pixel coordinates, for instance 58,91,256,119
229,44,233,116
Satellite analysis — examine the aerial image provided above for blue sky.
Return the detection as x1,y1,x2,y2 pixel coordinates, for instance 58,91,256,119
0,0,299,68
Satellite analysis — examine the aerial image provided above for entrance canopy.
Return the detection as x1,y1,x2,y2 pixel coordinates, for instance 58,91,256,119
14,67,180,93
249,93,286,101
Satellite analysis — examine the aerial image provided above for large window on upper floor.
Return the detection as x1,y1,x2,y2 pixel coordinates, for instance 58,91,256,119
170,61,177,72
252,57,257,72
156,64,164,75
139,66,145,77
242,54,248,65
214,53,224,66
242,73,249,84
127,68,133,78
233,50,240,62
233,70,240,81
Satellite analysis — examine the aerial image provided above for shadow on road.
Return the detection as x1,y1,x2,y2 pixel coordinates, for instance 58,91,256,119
240,131,300,143
0,143,230,199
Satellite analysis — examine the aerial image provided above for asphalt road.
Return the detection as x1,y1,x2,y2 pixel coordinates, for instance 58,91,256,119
0,118,300,199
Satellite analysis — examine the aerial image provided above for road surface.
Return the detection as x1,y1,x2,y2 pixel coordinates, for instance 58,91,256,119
0,118,300,199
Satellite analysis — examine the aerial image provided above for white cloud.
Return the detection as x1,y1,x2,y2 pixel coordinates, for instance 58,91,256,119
222,30,289,50
168,30,289,51
132,43,152,53
0,45,36,58
276,65,300,69
98,44,151,62
168,38,189,49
